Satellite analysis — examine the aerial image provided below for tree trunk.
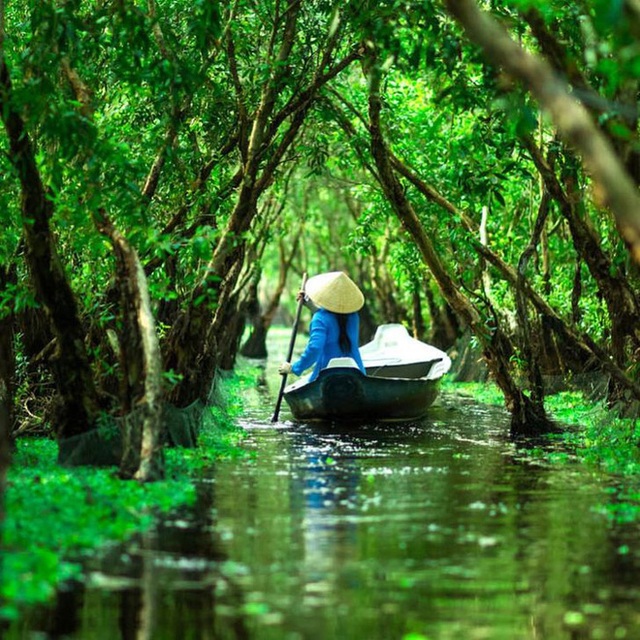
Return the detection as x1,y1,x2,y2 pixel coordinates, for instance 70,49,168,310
571,258,583,326
425,287,460,351
387,150,640,395
411,280,427,341
515,190,551,405
0,59,98,440
367,58,551,435
445,0,640,264
241,233,301,358
163,4,301,403
240,323,269,359
95,212,164,481
217,292,249,371
523,136,640,365
239,274,266,358
0,265,14,548
162,9,360,404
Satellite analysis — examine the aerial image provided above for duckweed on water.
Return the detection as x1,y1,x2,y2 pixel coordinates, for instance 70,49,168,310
1,374,250,622
1,438,197,621
442,380,505,407
543,392,640,476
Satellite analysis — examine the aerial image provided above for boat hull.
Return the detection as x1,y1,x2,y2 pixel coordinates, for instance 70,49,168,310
283,367,440,422
364,359,440,379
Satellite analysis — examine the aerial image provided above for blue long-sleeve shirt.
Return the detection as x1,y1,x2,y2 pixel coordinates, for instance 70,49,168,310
291,308,365,381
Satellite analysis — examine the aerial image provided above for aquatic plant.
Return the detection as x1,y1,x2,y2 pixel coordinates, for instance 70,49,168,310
1,373,250,622
1,437,196,621
442,380,505,407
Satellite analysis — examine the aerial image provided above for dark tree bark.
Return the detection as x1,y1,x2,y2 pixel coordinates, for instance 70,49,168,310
0,261,15,439
241,231,300,359
163,8,361,406
411,280,427,341
240,273,267,359
59,54,164,477
367,58,551,435
571,258,583,326
424,287,460,351
212,256,247,372
0,264,14,553
386,149,640,393
522,135,640,365
0,59,98,440
515,189,552,406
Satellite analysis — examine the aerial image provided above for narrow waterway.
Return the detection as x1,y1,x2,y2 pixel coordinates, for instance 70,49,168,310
8,359,640,639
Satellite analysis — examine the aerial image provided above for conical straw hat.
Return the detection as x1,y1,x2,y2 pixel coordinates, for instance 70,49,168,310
305,271,364,314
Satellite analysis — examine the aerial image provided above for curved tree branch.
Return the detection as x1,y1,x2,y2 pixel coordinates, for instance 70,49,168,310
445,0,640,263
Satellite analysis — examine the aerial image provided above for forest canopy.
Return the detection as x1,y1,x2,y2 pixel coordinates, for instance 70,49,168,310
1,0,640,478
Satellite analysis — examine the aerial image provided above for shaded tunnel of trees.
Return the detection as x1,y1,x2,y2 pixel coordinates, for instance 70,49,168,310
1,0,640,483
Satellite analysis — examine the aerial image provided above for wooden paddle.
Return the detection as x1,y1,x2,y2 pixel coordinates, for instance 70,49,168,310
271,272,308,423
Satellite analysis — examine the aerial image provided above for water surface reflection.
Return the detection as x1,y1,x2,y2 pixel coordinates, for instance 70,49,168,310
213,398,640,639
7,395,640,639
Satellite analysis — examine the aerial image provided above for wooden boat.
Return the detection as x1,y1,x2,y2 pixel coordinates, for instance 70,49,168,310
283,324,451,422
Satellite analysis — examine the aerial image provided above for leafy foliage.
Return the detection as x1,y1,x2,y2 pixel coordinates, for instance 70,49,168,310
1,0,640,544
1,438,195,620
4,0,640,625
1,369,250,621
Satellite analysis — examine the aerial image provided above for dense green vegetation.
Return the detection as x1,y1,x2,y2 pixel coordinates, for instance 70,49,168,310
1,0,640,451
1,0,640,624
1,370,247,621
2,438,196,621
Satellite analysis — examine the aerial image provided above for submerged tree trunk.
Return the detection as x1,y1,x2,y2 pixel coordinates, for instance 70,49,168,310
367,59,551,435
0,59,98,440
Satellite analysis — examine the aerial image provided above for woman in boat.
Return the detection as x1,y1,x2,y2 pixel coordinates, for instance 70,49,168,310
278,271,366,382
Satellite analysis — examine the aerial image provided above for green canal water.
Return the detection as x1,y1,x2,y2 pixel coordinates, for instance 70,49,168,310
8,364,640,639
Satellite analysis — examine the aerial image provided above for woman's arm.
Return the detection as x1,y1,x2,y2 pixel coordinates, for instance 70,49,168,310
291,313,327,375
